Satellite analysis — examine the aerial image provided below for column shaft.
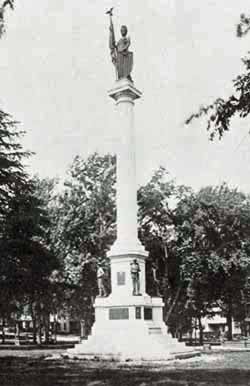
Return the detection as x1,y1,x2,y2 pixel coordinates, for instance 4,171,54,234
116,94,138,248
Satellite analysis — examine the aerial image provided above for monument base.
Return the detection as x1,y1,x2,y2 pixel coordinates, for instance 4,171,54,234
68,293,198,361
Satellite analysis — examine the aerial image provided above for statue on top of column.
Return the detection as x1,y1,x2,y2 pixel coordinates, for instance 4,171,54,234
106,8,133,82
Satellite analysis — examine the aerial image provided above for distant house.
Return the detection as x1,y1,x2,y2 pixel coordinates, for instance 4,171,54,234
203,310,240,336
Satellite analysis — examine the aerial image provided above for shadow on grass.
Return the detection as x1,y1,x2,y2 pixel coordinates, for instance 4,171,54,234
0,356,250,386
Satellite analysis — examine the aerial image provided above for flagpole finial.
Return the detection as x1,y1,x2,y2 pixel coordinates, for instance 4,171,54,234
106,7,114,17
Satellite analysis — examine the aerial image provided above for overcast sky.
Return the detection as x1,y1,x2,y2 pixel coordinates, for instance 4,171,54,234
1,0,250,191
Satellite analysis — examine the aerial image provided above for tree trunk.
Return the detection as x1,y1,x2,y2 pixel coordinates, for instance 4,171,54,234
15,322,20,346
165,286,182,323
226,312,233,341
1,318,5,344
80,319,87,339
189,323,193,345
53,314,57,342
44,312,50,344
198,314,203,345
36,301,42,344
163,243,168,277
30,303,37,344
194,318,197,345
226,296,233,341
37,317,42,344
162,241,170,295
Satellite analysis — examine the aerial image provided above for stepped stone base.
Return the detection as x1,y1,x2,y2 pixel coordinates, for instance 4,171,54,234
68,294,198,361
68,333,198,361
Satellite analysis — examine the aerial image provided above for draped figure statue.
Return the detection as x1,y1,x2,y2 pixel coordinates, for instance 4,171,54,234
107,9,133,81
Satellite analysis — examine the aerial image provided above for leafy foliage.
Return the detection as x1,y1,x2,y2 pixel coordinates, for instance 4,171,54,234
0,176,61,341
56,153,116,259
0,0,14,38
186,14,250,140
237,14,250,38
138,167,192,329
0,111,31,220
176,184,250,339
47,153,116,324
0,108,32,329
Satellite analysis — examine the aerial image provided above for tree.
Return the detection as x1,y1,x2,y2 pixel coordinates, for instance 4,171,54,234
138,166,192,335
0,177,60,343
0,6,22,214
186,14,250,140
0,111,32,341
57,153,116,256
0,0,14,38
52,153,116,330
176,184,250,341
237,14,250,38
0,0,14,37
29,176,68,341
0,111,30,221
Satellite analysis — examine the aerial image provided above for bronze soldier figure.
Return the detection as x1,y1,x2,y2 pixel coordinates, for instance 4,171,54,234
130,259,141,295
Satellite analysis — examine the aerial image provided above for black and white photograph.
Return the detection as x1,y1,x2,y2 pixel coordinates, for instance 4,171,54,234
1,1,250,385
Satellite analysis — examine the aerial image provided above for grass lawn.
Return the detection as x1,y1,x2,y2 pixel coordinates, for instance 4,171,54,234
0,351,250,385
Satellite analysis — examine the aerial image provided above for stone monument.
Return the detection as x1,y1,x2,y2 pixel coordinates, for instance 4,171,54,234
68,11,198,360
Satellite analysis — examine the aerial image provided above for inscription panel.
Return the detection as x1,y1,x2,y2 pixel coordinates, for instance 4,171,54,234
109,308,129,320
135,306,141,319
117,272,126,285
144,307,153,320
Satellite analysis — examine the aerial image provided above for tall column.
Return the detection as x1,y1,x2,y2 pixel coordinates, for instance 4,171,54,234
108,79,146,255
116,91,137,248
108,79,148,297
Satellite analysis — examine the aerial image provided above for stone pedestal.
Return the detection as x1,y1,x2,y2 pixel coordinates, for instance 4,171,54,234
69,291,194,360
68,79,198,360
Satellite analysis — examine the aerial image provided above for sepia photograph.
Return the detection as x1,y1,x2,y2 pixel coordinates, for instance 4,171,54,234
1,1,250,385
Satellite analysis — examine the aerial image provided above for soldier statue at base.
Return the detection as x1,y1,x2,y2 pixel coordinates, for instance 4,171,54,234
97,264,107,297
130,259,141,296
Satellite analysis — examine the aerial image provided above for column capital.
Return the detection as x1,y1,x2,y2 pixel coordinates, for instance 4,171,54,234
107,241,148,258
108,79,142,102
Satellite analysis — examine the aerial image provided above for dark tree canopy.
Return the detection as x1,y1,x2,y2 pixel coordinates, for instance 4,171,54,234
175,183,250,340
0,110,31,221
0,0,14,37
237,14,250,38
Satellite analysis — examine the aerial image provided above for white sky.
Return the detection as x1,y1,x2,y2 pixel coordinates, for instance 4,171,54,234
1,0,250,191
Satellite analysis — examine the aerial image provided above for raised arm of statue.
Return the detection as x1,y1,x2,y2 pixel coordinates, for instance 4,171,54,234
108,12,117,65
109,18,115,46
